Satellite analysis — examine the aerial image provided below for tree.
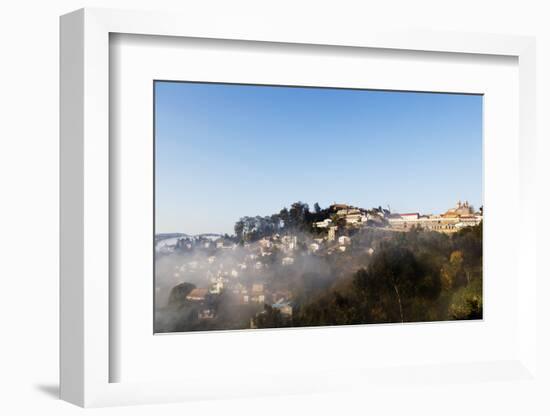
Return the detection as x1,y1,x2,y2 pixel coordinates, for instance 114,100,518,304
254,305,285,328
234,219,245,242
448,278,482,320
314,202,322,213
352,246,441,323
167,282,196,307
279,207,290,228
441,250,466,290
288,201,310,230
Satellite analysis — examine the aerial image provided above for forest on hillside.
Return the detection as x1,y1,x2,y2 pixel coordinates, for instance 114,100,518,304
254,223,483,329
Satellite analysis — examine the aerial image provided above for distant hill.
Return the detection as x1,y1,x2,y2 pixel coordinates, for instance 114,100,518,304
155,232,225,253
155,232,189,242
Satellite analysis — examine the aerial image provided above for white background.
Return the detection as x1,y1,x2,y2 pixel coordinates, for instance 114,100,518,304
1,1,549,415
112,34,519,383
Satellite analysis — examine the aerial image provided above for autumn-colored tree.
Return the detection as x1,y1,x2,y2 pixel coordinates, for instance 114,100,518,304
441,250,467,290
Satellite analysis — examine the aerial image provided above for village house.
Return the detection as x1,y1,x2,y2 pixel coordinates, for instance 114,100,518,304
281,235,298,252
309,243,320,253
198,308,215,320
344,213,366,225
330,203,351,212
232,282,245,293
186,288,209,302
252,283,264,293
271,290,292,303
259,238,272,249
338,236,351,245
282,257,294,266
328,225,338,241
243,283,265,304
209,278,224,294
272,300,293,317
387,201,481,233
313,218,332,228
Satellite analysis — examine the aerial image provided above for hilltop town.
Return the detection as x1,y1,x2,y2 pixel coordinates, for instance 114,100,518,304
155,201,483,332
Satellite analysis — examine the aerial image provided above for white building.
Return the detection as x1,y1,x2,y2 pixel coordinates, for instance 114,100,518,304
282,257,294,266
309,243,320,253
338,236,351,245
313,218,332,228
272,301,293,317
400,213,420,221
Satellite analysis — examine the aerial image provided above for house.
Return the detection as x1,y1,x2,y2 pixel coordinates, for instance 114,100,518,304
330,203,350,211
271,290,292,303
400,213,420,221
309,243,320,253
186,288,208,301
232,282,246,294
248,284,266,304
344,213,364,225
338,236,351,245
272,301,293,317
328,226,338,241
252,283,264,293
209,279,224,294
198,308,215,320
259,238,272,249
313,218,332,228
282,257,294,266
281,235,297,251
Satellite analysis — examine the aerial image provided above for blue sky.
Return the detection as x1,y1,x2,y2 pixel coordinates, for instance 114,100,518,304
155,81,482,235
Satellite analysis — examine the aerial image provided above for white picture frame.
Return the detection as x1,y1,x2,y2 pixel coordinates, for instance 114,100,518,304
60,7,538,408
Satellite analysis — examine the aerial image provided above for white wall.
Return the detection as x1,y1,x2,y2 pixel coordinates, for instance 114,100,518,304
1,0,549,414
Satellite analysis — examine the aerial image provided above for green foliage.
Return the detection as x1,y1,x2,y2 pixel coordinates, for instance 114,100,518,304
448,277,483,320
233,201,339,243
165,216,483,331
295,224,482,326
167,282,196,307
254,304,287,328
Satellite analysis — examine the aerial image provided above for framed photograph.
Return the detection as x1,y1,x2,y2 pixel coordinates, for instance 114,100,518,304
60,8,538,408
153,81,484,334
